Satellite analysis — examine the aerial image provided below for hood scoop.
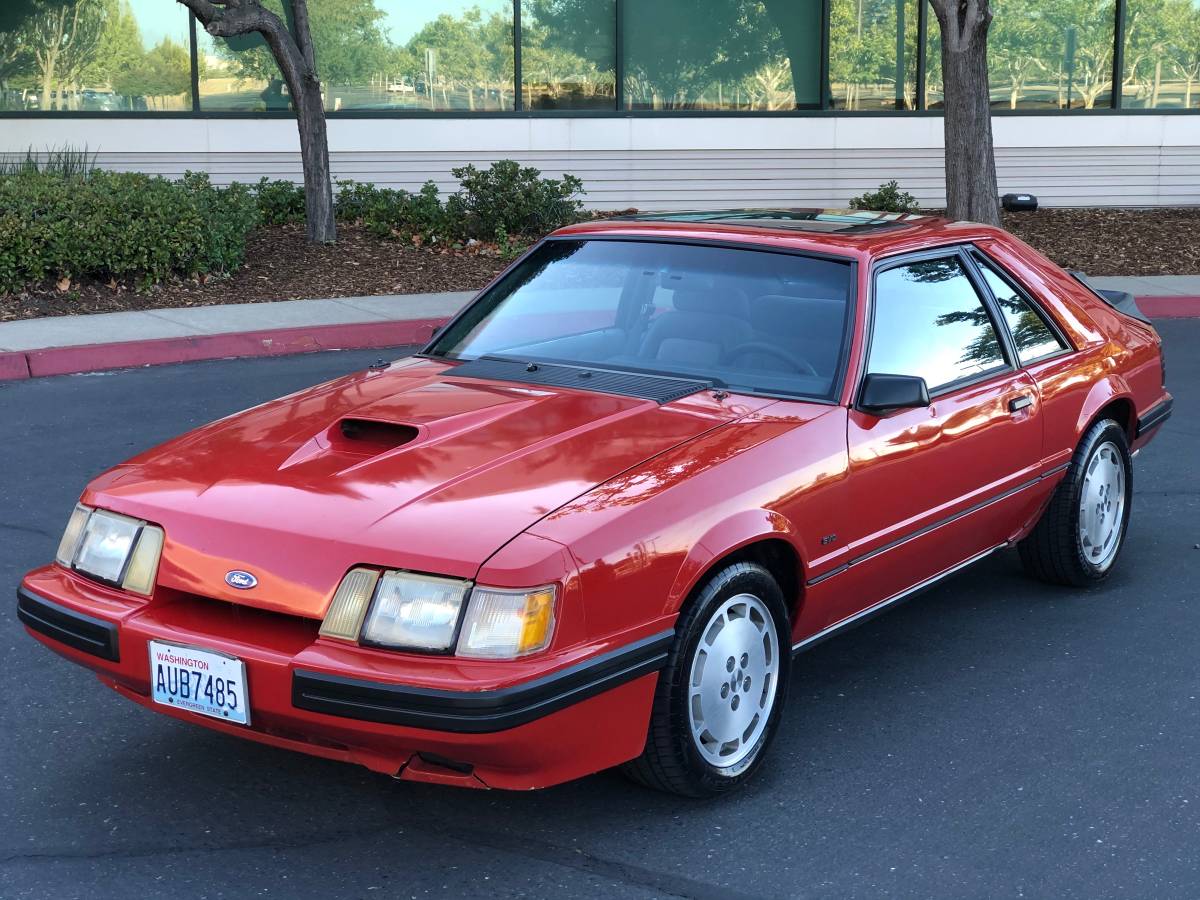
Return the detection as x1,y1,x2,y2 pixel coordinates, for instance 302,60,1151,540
336,418,419,454
278,418,420,473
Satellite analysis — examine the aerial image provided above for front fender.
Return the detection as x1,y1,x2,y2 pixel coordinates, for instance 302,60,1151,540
665,508,804,613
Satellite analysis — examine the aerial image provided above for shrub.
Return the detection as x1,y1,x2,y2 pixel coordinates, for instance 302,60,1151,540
848,180,920,214
0,169,258,294
446,160,585,241
335,179,450,242
252,177,306,225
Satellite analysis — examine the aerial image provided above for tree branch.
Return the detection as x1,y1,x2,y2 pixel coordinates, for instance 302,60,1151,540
175,0,222,26
174,0,335,242
289,0,317,73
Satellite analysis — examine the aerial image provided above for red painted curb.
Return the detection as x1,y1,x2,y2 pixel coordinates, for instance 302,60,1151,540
15,317,448,381
1135,296,1200,319
0,350,31,381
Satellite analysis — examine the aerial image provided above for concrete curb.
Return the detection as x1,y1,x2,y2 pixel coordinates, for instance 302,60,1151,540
0,316,447,382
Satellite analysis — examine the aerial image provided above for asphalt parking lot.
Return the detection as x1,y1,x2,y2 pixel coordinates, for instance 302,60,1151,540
2,321,1197,900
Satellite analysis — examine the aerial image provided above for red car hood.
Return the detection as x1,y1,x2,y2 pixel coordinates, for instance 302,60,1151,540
83,358,769,618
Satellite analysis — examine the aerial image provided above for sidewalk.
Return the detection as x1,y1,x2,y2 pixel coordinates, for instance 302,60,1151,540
1,280,1197,383
0,292,473,381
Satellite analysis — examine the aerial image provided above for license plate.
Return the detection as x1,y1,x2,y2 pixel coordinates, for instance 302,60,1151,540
149,641,250,725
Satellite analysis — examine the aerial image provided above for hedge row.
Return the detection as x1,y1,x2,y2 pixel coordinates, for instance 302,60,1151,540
0,160,586,295
0,170,257,295
261,159,587,245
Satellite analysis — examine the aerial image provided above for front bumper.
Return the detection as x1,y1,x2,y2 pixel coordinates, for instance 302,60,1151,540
17,567,670,790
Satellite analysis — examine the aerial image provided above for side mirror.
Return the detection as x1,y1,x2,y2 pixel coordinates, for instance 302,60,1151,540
858,373,930,415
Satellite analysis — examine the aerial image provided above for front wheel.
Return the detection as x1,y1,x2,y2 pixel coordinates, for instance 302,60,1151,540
621,562,790,797
1019,418,1133,587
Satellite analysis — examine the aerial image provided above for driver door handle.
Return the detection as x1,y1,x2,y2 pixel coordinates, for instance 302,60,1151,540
1009,394,1033,413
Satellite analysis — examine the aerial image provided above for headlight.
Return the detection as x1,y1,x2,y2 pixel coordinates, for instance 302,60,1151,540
360,571,472,652
56,504,165,596
457,585,556,659
321,569,558,658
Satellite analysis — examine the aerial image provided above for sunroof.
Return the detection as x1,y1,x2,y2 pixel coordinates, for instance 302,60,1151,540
615,208,926,234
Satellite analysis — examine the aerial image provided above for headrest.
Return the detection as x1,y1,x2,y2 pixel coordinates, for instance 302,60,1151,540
750,294,846,333
672,288,747,317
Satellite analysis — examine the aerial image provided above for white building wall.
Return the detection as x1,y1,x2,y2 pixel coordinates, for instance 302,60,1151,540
3,115,1198,209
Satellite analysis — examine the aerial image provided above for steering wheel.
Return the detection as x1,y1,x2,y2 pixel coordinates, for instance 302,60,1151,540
725,341,819,377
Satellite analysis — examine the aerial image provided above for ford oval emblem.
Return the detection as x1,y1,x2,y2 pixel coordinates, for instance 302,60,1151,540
225,570,258,590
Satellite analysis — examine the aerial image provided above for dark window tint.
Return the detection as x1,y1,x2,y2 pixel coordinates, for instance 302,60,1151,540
973,255,1067,365
868,256,1007,390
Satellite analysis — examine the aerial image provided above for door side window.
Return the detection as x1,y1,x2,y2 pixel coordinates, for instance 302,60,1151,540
972,254,1068,365
868,256,1008,392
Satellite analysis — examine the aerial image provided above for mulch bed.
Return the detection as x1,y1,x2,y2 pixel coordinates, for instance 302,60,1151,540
1000,207,1200,278
0,224,512,322
2,207,1198,323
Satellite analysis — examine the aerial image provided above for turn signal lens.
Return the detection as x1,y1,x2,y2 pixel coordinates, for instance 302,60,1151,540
457,585,557,659
56,504,92,566
319,567,380,641
121,525,164,596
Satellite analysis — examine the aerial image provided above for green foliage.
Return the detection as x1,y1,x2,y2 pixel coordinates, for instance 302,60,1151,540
334,161,585,243
335,180,450,241
0,168,258,295
848,180,920,213
0,159,586,294
0,144,97,177
252,177,306,225
446,160,585,240
112,36,191,109
212,0,390,92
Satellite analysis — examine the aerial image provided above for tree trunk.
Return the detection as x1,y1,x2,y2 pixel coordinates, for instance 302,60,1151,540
292,85,335,242
933,1,1000,225
41,62,54,111
184,0,335,243
256,12,334,241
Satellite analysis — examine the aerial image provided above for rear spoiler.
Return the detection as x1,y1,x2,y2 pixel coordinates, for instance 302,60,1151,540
1068,270,1152,324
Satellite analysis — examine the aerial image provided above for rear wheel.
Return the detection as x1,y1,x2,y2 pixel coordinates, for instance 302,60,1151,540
1019,418,1132,587
621,562,790,797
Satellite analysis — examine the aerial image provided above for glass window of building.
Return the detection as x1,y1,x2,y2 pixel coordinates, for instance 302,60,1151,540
827,0,919,110
926,0,1116,110
521,0,615,110
0,0,192,113
1123,0,1200,109
198,0,515,112
622,0,822,110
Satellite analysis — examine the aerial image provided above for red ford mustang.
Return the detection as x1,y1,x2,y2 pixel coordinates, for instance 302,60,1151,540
19,210,1172,796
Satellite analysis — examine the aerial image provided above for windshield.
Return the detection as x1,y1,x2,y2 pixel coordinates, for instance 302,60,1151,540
428,239,855,400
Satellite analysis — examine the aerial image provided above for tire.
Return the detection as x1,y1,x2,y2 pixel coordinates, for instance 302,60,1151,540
621,562,791,797
1019,418,1133,587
